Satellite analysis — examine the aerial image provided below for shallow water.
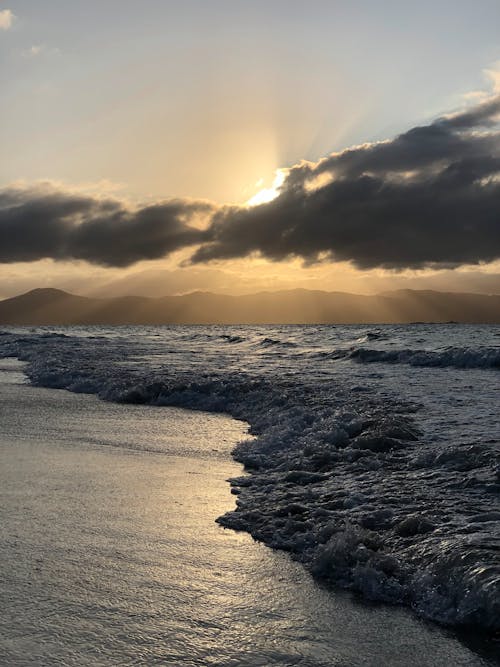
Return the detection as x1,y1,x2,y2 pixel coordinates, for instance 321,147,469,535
0,360,496,666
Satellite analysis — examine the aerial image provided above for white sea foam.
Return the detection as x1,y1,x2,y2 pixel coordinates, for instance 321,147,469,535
0,324,498,632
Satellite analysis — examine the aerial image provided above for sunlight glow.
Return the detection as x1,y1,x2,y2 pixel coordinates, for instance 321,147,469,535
246,170,286,207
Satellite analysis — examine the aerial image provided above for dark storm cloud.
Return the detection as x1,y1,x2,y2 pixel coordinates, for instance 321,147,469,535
1,94,499,270
192,94,500,269
437,93,500,129
0,187,210,266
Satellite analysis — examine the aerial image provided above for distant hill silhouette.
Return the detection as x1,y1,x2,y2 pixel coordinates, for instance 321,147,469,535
0,287,499,324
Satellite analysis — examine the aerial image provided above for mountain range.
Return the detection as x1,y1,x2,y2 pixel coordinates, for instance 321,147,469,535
0,288,499,324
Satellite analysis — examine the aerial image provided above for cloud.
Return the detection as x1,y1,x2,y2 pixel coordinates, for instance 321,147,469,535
22,44,43,57
191,93,500,270
485,62,500,95
0,92,499,271
22,44,61,58
463,62,500,102
0,184,211,267
0,9,14,30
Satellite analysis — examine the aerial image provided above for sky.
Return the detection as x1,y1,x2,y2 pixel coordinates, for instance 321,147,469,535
1,0,499,298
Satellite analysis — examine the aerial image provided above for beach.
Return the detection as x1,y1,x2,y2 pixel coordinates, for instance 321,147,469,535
0,354,497,665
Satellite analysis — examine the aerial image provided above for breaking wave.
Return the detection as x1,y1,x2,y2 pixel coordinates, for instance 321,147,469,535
349,346,500,369
0,326,498,633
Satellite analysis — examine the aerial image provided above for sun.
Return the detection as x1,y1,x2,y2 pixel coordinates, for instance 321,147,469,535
246,169,286,207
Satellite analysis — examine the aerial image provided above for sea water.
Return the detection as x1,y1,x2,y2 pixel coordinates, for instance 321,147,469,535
0,325,498,664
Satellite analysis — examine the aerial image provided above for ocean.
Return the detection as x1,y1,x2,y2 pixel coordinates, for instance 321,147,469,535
0,324,498,665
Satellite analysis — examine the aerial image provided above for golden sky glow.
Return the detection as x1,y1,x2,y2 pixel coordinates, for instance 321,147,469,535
1,254,499,301
1,4,499,297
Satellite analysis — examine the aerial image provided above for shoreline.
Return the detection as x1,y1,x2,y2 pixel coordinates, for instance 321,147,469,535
0,340,498,667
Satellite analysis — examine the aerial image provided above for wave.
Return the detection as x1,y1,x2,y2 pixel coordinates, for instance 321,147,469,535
259,337,298,348
310,345,500,369
350,346,500,369
366,331,385,340
0,329,498,632
356,330,391,343
221,334,245,344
